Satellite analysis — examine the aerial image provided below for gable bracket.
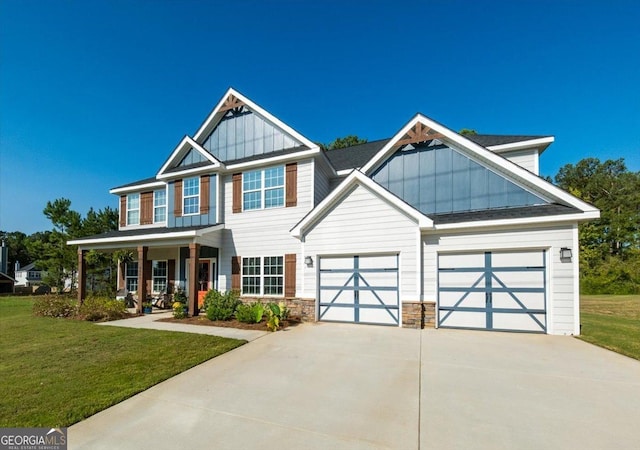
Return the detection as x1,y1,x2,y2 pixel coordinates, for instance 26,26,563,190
218,95,245,113
394,122,444,147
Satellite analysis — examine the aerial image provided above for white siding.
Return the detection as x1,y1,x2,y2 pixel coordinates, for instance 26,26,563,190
424,224,577,335
303,183,420,301
218,159,314,292
499,148,540,174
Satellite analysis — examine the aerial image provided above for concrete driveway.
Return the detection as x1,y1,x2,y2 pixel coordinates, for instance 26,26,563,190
69,323,640,449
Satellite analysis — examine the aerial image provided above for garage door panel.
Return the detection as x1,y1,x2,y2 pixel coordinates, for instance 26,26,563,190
439,311,486,329
319,305,355,322
492,313,545,332
438,250,547,333
492,292,545,310
439,253,485,269
439,291,486,308
359,308,398,325
319,255,399,326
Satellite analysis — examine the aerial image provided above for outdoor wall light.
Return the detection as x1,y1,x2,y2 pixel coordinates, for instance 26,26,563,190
304,256,313,267
560,247,572,261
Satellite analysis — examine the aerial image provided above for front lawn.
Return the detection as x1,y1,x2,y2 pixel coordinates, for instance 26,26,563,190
578,295,640,361
0,296,245,427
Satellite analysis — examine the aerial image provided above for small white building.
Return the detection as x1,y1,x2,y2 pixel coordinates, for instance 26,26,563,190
14,262,46,287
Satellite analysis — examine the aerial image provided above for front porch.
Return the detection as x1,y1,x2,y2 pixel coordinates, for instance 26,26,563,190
70,225,223,316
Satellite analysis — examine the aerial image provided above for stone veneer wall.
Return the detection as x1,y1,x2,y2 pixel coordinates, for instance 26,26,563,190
401,301,436,329
238,297,316,322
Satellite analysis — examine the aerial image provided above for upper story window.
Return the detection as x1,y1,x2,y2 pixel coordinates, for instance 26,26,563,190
154,190,166,223
242,166,284,211
183,177,200,215
126,193,140,225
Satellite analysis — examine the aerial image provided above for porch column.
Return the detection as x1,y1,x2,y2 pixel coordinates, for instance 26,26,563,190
137,246,148,314
77,249,87,304
188,243,200,316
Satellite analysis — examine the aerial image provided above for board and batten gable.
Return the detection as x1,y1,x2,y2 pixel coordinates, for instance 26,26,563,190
300,182,421,301
424,224,579,335
217,158,314,292
313,158,333,207
166,174,218,227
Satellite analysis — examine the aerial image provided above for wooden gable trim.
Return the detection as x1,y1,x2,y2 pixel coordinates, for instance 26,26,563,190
174,179,183,217
395,122,444,147
286,163,297,208
140,192,153,225
232,173,242,213
200,175,210,215
219,95,245,113
231,256,241,291
119,195,126,227
284,254,296,298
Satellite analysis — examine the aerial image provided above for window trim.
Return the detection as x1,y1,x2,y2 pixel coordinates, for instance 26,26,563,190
126,193,140,226
242,166,285,211
153,189,167,223
182,177,200,216
241,255,284,296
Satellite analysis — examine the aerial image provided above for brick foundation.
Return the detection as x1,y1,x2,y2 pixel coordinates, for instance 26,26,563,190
401,301,436,329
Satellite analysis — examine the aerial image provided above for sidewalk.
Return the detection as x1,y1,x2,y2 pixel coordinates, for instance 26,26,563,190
98,310,268,341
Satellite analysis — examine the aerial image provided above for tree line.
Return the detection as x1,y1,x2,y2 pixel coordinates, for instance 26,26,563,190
2,156,639,295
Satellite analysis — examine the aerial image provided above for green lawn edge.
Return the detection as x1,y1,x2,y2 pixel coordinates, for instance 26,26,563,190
0,297,245,427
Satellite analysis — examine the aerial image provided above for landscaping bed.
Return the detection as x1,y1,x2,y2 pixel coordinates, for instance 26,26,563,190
157,314,302,330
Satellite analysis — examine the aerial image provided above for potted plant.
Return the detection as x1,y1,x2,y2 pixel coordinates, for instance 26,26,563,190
142,301,153,314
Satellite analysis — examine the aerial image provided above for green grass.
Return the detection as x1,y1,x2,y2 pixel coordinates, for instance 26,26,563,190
578,295,640,361
0,296,245,427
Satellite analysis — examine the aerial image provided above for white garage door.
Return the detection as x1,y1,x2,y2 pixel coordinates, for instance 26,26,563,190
438,250,546,332
318,254,399,325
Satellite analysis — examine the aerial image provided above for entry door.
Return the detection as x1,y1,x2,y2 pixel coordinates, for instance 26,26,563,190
197,259,216,307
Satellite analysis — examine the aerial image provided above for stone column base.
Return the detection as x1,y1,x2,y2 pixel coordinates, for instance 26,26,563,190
401,301,436,329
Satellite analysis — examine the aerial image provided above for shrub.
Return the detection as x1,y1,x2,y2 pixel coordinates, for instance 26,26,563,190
33,295,78,318
173,301,187,319
77,297,128,322
236,302,265,324
204,289,241,321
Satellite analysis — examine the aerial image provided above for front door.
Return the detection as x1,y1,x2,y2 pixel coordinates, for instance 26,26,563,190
197,258,216,308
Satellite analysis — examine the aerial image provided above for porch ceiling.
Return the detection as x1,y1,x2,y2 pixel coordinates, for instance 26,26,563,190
67,224,224,250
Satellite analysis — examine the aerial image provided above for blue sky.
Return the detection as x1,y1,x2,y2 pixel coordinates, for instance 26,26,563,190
1,0,638,234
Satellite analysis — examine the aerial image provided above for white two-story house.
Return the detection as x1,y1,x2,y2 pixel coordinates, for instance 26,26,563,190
69,88,599,334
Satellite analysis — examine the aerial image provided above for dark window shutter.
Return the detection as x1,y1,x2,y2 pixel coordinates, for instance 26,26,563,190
231,256,241,291
140,192,153,225
200,175,210,215
232,173,242,213
286,163,297,207
284,254,296,297
174,180,183,217
119,195,127,227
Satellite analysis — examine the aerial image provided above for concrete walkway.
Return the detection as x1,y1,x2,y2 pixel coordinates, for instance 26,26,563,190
98,311,268,341
69,324,640,449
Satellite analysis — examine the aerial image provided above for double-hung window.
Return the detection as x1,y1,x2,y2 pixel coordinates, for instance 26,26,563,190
242,166,284,211
183,177,200,215
126,193,140,225
152,260,167,293
125,262,138,293
241,256,283,296
154,190,167,223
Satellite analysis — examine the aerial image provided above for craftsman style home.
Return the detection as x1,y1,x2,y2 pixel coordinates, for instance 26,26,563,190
69,88,599,334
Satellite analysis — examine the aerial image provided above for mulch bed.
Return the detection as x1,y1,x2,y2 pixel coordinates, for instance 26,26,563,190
156,315,302,331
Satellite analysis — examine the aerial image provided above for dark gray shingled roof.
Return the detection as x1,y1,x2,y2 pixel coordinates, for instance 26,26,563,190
76,224,218,241
111,176,159,190
323,134,551,172
465,134,550,147
430,204,579,225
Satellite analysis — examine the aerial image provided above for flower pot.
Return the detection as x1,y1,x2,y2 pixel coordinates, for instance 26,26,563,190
143,306,152,314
